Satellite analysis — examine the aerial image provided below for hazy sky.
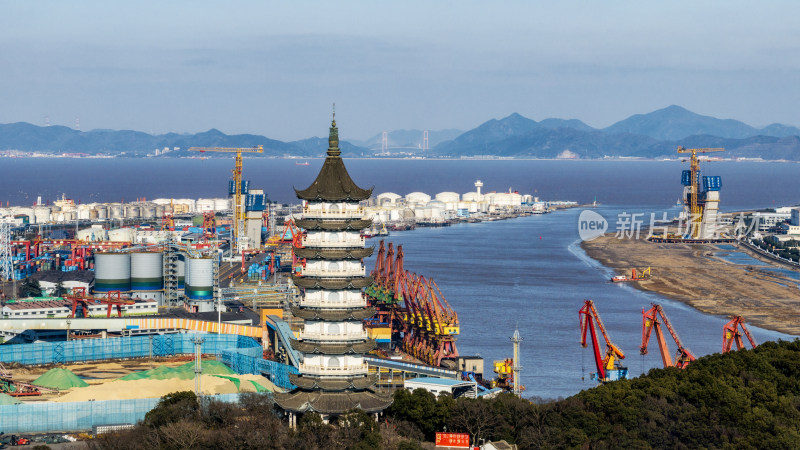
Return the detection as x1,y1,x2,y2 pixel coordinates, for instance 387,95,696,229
2,1,799,140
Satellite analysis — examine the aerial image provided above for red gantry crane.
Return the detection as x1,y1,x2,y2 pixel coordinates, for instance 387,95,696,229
722,316,757,353
579,300,628,382
641,303,696,369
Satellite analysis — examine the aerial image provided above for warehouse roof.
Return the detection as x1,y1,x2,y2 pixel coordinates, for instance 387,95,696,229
31,270,94,284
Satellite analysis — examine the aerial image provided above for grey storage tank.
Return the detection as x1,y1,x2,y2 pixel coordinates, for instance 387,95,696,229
94,252,131,293
185,257,214,300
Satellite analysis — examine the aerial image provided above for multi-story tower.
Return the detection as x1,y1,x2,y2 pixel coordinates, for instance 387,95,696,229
275,113,392,424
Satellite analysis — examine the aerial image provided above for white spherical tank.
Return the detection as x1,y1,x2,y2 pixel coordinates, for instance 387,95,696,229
94,252,131,293
185,257,214,300
130,252,163,291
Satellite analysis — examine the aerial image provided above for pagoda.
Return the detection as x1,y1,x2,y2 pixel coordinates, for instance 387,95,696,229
274,111,392,424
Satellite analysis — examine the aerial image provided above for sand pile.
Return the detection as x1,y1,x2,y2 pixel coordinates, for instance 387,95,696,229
54,373,277,402
33,368,89,390
120,360,236,381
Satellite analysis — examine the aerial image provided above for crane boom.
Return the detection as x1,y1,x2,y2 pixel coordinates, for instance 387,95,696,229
579,300,627,382
723,316,757,353
188,145,264,253
641,304,696,369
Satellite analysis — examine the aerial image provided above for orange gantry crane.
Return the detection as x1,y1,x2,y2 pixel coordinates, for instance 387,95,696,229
65,287,136,318
641,303,696,369
579,300,627,382
722,316,757,353
188,145,264,252
677,146,725,238
366,240,460,367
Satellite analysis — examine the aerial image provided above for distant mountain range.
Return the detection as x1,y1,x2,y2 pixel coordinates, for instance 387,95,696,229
1,105,799,160
433,106,800,160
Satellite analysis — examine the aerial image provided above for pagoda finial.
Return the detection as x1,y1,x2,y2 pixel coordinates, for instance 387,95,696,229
328,103,341,157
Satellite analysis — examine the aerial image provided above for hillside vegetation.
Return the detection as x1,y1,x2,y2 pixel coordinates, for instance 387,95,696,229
93,340,800,449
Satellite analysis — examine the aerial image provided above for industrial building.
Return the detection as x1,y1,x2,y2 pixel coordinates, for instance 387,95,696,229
1,297,158,319
404,377,478,399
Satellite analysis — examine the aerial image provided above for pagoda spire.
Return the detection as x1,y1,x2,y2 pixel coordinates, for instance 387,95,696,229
328,103,340,157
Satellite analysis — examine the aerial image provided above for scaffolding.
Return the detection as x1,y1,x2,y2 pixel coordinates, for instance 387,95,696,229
162,242,181,306
0,222,11,281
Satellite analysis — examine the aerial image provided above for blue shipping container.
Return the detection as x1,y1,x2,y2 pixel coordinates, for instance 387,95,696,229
703,176,722,191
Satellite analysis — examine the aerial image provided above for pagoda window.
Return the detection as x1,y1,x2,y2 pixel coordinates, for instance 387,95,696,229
328,262,339,272
328,323,340,334
328,356,341,367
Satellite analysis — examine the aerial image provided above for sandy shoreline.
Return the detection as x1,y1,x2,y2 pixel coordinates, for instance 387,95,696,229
581,235,800,336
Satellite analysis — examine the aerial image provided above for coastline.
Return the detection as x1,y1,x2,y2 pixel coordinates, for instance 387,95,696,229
581,234,800,336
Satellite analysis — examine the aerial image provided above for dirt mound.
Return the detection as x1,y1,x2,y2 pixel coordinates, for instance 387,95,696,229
32,368,89,390
54,373,278,402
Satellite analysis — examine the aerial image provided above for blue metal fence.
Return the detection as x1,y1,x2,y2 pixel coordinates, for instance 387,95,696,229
0,394,241,434
0,334,261,365
218,349,298,390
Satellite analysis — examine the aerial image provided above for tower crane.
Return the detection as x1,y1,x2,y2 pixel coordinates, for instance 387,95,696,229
188,145,264,253
579,300,627,382
641,303,696,369
676,146,725,238
723,316,757,353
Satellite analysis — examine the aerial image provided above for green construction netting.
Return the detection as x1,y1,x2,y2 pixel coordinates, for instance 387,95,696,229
0,393,23,404
32,368,89,390
211,375,241,391
119,360,236,381
249,380,269,393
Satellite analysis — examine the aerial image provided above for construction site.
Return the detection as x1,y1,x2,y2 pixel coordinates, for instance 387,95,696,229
0,120,526,436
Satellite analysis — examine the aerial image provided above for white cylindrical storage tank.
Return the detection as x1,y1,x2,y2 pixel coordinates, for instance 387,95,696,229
130,252,163,292
213,198,231,211
405,192,431,207
140,204,157,219
389,209,401,221
108,228,135,242
16,207,35,223
155,205,165,218
196,199,215,212
109,204,124,218
94,252,131,293
125,205,140,218
96,206,108,219
185,257,214,300
131,291,163,305
33,207,51,224
77,207,92,220
377,192,402,207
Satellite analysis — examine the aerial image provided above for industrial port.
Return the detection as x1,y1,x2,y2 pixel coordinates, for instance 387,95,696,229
0,119,564,440
0,139,798,447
